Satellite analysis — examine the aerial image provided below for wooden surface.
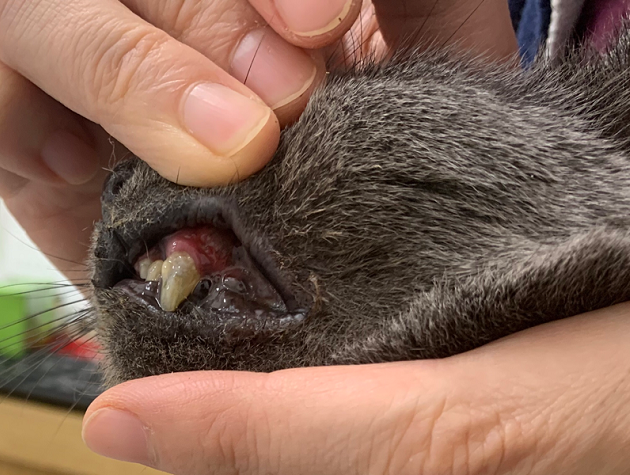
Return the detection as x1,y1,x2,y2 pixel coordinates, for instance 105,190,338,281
0,397,167,475
0,459,65,475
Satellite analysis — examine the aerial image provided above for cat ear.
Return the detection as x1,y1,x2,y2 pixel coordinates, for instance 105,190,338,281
332,228,630,364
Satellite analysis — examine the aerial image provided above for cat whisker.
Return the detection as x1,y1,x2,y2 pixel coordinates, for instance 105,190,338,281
0,226,88,267
0,300,92,350
0,326,93,407
23,334,100,408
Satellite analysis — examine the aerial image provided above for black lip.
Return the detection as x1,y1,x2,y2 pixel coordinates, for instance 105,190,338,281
93,196,307,314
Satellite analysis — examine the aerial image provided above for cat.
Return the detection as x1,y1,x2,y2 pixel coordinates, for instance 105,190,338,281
91,26,630,386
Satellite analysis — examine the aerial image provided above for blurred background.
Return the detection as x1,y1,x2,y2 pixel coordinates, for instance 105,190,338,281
0,200,164,475
0,200,67,284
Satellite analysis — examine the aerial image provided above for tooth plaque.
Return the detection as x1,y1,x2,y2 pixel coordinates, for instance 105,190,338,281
160,252,201,312
137,258,152,280
146,260,164,282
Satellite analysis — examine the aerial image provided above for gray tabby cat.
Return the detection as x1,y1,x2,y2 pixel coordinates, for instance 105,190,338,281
91,27,630,386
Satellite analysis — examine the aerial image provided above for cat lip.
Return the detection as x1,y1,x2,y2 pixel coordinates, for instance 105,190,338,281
94,196,309,318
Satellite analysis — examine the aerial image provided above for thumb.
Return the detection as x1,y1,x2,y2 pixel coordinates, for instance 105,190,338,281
82,303,630,475
372,0,518,61
0,0,280,187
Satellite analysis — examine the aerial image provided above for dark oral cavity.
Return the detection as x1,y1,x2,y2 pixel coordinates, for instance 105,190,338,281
118,225,289,317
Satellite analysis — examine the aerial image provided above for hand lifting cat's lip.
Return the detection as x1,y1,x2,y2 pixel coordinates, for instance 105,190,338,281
93,196,309,336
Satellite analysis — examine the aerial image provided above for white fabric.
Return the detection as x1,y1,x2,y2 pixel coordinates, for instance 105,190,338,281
547,0,587,56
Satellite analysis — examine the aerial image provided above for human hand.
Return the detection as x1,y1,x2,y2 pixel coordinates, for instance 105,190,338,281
82,302,630,475
0,0,516,280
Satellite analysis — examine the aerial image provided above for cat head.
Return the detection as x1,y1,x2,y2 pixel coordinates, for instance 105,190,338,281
91,33,630,385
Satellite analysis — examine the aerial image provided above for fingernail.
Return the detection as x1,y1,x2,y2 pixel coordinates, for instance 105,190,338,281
275,0,353,36
82,409,153,465
183,83,271,157
232,29,317,110
41,130,100,185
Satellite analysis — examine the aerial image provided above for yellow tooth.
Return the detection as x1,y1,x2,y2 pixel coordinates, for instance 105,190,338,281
160,252,201,312
146,260,164,282
138,258,152,280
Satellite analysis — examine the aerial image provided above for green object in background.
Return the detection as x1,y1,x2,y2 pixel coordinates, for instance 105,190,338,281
0,287,27,358
0,282,62,359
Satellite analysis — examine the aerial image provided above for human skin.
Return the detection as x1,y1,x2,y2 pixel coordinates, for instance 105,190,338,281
0,0,517,280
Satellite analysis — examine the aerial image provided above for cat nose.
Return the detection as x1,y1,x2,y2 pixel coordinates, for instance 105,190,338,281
101,159,137,207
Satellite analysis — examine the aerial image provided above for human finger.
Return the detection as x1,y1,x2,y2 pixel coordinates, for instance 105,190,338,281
83,303,630,475
120,0,326,125
0,62,112,279
246,0,364,49
0,0,280,186
0,61,100,186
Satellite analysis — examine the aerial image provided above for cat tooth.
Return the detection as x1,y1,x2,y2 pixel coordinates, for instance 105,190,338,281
146,260,164,282
137,258,152,280
159,252,201,312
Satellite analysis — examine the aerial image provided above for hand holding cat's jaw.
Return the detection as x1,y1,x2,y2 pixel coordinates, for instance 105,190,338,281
82,303,630,475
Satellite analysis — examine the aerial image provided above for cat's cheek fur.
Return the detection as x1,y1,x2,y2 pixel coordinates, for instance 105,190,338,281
91,29,630,383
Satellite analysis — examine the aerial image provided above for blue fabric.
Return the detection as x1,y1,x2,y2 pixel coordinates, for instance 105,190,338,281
508,0,527,30
508,0,552,64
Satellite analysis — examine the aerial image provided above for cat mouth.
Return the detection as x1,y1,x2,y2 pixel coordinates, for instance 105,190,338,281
95,198,308,335
117,224,299,319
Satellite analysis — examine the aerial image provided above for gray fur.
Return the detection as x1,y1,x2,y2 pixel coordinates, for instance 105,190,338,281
91,29,630,385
